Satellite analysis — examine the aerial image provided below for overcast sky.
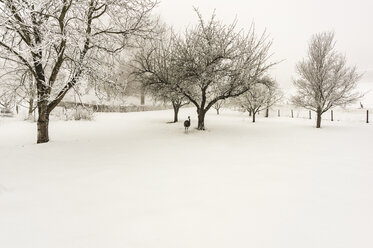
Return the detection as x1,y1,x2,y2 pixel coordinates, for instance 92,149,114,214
155,0,373,92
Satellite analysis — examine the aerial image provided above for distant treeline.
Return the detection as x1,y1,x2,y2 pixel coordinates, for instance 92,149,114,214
58,101,171,113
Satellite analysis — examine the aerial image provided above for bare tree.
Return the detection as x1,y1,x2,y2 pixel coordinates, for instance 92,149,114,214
170,10,275,130
291,32,362,128
0,85,15,112
149,86,189,122
0,67,39,119
19,70,37,118
213,100,225,115
9,69,37,118
133,11,274,130
132,27,189,123
0,0,157,143
236,78,282,122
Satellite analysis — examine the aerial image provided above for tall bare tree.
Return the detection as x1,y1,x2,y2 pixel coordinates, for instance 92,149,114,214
291,32,362,128
0,0,157,143
133,11,274,130
170,10,275,130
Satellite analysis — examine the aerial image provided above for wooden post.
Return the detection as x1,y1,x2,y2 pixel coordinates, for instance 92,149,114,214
309,110,311,119
291,110,294,118
331,110,333,121
278,109,280,117
367,110,369,123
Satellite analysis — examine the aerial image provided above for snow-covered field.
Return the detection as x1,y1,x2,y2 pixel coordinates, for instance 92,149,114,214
1,108,373,248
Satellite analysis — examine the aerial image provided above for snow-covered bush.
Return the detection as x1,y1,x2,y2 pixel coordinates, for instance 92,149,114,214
52,106,94,121
72,106,94,121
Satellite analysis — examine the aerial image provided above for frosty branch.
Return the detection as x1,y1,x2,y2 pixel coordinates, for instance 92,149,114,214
0,0,158,143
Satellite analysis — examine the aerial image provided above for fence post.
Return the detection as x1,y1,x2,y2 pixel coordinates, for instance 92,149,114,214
309,110,311,119
367,110,369,123
291,110,294,118
331,110,334,121
278,109,280,117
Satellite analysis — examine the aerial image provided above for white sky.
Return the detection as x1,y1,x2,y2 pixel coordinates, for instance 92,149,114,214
155,0,373,92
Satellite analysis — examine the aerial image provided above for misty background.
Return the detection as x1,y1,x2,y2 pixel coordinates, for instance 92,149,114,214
155,0,373,102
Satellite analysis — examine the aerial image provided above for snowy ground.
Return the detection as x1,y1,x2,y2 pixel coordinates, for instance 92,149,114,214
1,108,373,248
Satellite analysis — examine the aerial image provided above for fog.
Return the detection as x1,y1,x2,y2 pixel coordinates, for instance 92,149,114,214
155,0,373,92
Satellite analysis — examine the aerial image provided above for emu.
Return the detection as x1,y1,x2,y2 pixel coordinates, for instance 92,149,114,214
184,116,191,133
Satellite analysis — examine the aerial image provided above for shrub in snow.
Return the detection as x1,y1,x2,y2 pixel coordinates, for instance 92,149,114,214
54,106,94,121
72,106,94,121
0,108,13,117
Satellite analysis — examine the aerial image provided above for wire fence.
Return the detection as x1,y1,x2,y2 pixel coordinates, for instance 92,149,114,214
264,105,371,123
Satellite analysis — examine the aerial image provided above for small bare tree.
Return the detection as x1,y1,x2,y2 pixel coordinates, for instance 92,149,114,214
236,78,282,122
19,70,37,118
0,86,15,112
132,27,189,123
213,100,225,115
149,86,189,122
8,69,37,118
291,32,362,128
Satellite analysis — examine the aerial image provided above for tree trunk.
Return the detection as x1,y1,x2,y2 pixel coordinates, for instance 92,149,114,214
265,108,269,118
252,112,256,123
173,104,179,123
216,108,219,115
28,98,34,116
140,85,145,105
249,110,252,116
197,109,206,130
316,110,322,128
37,101,50,143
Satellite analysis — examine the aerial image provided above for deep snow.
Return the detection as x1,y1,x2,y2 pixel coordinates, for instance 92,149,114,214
0,108,373,248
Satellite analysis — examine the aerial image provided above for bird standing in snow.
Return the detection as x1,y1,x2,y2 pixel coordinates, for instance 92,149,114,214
184,116,191,133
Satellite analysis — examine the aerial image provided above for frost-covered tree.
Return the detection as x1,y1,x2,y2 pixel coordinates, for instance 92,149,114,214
133,11,274,130
132,27,189,123
213,100,225,115
18,69,37,118
149,85,189,122
170,10,275,130
10,69,37,117
236,78,282,123
0,67,38,118
0,0,157,143
292,32,362,128
0,85,15,111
